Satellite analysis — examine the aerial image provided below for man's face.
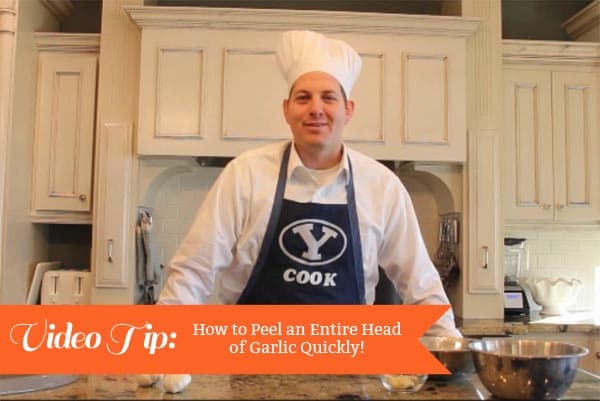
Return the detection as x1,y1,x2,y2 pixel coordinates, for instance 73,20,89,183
283,71,354,155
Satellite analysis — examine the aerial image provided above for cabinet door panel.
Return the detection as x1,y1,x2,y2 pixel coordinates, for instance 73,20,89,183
552,71,600,221
156,47,204,138
339,52,384,144
137,30,213,155
468,130,502,295
503,69,553,221
404,54,448,145
92,123,133,288
31,54,96,213
222,48,289,141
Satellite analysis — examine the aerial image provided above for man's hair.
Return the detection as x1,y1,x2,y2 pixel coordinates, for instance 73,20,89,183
288,82,348,105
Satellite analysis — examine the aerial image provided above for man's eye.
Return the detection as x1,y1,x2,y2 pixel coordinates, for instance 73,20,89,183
323,95,338,102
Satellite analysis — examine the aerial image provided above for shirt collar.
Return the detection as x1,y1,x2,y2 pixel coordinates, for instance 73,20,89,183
287,141,351,185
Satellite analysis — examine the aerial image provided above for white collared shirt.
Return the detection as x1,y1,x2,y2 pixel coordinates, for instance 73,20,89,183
158,141,461,337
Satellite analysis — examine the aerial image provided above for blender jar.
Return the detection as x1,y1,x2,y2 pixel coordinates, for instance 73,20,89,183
504,238,529,285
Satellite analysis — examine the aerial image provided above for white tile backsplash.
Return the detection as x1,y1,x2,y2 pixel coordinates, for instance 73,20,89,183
505,228,600,312
151,166,223,263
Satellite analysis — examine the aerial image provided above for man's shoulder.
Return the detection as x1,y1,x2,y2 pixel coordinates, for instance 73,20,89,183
230,141,288,167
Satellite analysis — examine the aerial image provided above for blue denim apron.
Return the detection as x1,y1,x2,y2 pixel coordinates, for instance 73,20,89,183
237,142,365,304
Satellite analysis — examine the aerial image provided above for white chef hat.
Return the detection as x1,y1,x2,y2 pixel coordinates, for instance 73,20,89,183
276,30,362,97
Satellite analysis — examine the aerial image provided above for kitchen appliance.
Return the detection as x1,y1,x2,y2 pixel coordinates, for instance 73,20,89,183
503,238,530,318
26,261,62,304
40,270,91,304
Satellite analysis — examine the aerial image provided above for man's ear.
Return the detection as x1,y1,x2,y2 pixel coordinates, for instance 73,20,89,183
282,98,290,124
345,100,355,123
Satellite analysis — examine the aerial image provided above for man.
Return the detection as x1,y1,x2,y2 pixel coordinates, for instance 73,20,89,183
138,30,461,393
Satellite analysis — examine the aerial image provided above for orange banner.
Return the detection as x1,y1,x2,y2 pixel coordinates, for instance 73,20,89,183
0,305,450,375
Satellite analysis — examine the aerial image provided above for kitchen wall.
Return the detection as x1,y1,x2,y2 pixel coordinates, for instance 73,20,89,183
505,227,600,313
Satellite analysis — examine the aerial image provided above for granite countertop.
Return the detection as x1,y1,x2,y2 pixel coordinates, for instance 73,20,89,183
1,371,599,400
459,311,600,337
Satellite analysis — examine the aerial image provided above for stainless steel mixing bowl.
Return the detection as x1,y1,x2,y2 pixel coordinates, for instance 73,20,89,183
421,336,474,380
468,339,589,400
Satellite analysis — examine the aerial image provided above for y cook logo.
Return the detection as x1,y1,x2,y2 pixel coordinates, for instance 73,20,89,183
279,219,347,266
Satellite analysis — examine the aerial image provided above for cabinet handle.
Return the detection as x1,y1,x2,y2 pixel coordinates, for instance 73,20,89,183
79,194,87,201
556,203,565,210
542,203,552,210
107,239,114,263
595,351,600,359
482,246,489,269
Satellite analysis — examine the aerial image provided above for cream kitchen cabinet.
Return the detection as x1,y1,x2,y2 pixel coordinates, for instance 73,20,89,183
125,6,478,161
503,40,600,223
30,33,99,224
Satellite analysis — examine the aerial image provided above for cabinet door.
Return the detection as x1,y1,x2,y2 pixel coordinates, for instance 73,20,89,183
31,53,97,217
552,71,600,222
91,123,133,289
467,130,503,295
503,69,554,221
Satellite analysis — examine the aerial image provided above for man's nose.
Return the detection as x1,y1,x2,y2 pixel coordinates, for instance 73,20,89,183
308,99,325,115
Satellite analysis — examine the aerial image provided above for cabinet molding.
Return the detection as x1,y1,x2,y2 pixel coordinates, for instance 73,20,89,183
125,6,480,37
39,0,74,22
34,32,99,53
503,40,600,66
562,0,600,42
0,2,17,33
